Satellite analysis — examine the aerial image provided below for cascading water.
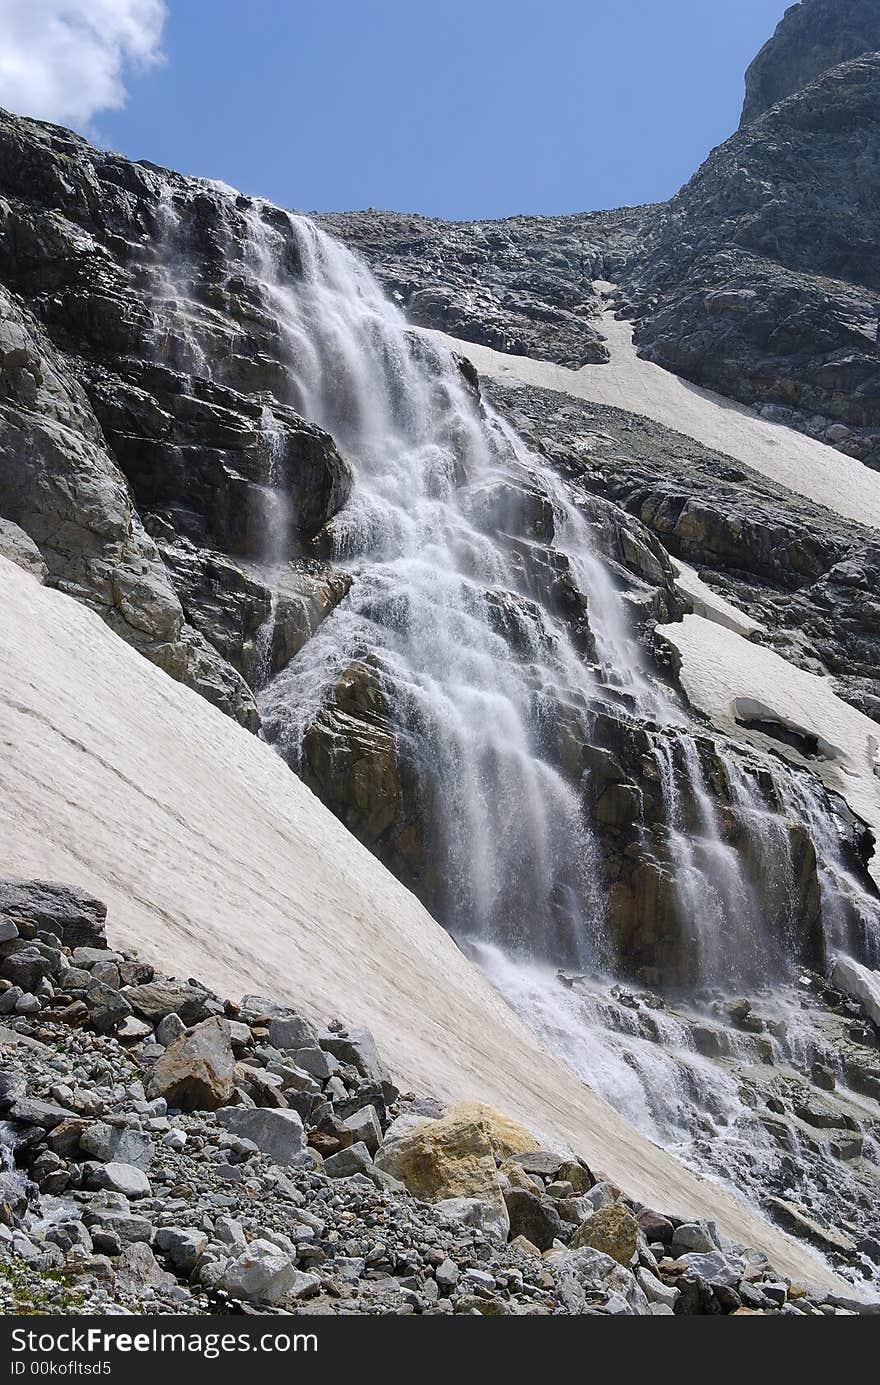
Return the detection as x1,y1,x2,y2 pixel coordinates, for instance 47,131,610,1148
148,189,880,1275
254,405,292,688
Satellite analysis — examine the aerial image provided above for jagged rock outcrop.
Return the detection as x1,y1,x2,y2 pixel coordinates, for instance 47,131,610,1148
623,55,880,469
741,0,880,126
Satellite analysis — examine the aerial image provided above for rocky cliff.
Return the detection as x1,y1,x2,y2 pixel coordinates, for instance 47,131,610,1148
741,0,880,125
0,111,352,730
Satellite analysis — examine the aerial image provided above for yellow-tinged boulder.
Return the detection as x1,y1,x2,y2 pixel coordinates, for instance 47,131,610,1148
569,1201,639,1265
374,1102,541,1239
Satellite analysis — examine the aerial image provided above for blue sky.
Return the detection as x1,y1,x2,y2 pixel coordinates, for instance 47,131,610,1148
3,1,789,219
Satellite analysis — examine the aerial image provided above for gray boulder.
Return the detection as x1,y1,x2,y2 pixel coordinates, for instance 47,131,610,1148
214,1106,304,1164
0,878,107,948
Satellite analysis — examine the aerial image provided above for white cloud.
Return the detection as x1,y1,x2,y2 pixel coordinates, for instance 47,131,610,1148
0,0,167,128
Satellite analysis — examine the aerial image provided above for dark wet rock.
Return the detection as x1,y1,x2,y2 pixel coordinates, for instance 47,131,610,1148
0,108,352,731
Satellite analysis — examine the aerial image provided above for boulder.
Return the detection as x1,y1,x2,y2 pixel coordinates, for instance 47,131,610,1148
267,1012,319,1051
220,1238,297,1305
323,1141,373,1178
0,879,107,948
832,955,880,1028
147,1016,235,1110
125,980,211,1025
84,1161,151,1199
503,1187,565,1252
554,1247,650,1315
375,1102,539,1239
215,1106,304,1164
670,1221,719,1255
79,1122,153,1170
569,1202,639,1264
342,1104,382,1154
84,979,132,1033
154,1227,209,1275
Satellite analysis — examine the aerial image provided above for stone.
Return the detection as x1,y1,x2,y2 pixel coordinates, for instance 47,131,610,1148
556,1159,592,1194
433,1197,485,1229
0,879,107,948
318,1026,393,1090
509,1234,542,1257
343,1104,383,1154
84,978,132,1033
554,1247,650,1316
155,1012,186,1047
292,1046,338,1079
79,1121,153,1169
81,1207,153,1243
0,921,18,943
9,1097,76,1128
154,1227,209,1275
267,1013,319,1051
0,518,47,582
215,1105,304,1163
832,956,880,1029
435,1257,459,1290
503,1188,565,1252
162,1128,187,1151
375,1102,539,1240
220,1238,297,1305
116,1015,154,1041
635,1207,674,1244
569,1202,640,1265
670,1221,718,1255
763,1196,856,1254
2,946,53,991
113,1241,176,1293
636,1266,680,1308
147,1016,235,1110
125,980,211,1025
85,1161,152,1198
324,1141,373,1178
676,1251,745,1287
215,1216,246,1249
290,1270,321,1299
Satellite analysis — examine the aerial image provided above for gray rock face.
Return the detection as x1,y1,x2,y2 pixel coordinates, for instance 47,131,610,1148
319,206,652,368
741,0,880,126
625,54,880,471
0,109,353,731
0,518,47,582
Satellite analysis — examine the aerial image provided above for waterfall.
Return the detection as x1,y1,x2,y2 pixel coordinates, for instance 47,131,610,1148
222,204,879,985
254,405,291,688
142,189,880,1267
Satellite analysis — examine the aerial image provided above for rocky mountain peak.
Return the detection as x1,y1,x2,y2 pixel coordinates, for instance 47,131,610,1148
741,0,880,126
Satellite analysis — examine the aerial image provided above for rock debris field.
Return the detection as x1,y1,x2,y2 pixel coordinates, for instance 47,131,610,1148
0,879,876,1317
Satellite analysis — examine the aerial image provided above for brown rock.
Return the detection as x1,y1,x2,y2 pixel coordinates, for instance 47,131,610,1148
147,1016,234,1110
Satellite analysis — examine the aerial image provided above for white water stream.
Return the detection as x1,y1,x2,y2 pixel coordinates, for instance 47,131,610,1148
148,193,880,1255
